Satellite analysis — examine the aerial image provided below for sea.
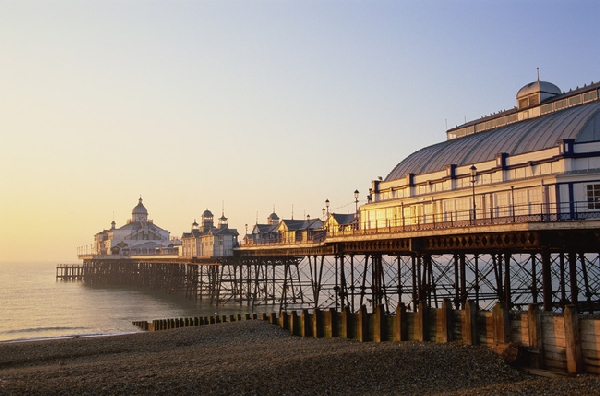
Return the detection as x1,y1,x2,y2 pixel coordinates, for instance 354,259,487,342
0,261,264,343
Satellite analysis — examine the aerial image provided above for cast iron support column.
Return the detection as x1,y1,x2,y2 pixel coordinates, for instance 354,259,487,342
568,252,578,309
559,253,567,306
460,254,467,309
411,255,418,312
531,253,538,304
453,255,460,309
541,249,553,312
504,252,512,309
474,254,480,309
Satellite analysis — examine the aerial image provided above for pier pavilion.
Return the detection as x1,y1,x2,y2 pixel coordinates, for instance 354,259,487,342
89,197,175,257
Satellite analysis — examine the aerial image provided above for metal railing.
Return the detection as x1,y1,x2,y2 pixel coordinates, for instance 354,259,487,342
240,201,600,246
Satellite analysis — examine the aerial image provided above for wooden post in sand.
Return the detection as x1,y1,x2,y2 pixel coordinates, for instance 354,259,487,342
463,300,478,345
357,305,368,342
415,301,428,341
312,308,323,338
564,304,584,374
394,303,408,341
341,306,350,338
301,309,311,337
492,302,509,344
373,304,385,342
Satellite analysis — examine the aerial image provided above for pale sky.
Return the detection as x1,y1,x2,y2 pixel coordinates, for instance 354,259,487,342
1,0,599,263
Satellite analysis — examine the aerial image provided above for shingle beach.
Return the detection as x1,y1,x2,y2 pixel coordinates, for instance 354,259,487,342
0,320,598,395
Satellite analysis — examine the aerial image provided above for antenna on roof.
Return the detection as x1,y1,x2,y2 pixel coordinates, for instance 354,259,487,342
255,211,258,224
222,200,224,216
291,204,294,220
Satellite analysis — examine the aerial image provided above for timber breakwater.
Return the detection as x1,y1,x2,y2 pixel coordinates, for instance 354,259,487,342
133,302,600,376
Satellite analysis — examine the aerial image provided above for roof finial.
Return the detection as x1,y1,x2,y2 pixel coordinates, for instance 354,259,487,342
537,67,540,82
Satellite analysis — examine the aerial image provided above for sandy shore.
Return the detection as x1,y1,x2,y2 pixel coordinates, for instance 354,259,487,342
0,320,598,395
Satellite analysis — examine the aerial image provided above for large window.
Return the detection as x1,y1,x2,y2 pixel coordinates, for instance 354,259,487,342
587,185,600,209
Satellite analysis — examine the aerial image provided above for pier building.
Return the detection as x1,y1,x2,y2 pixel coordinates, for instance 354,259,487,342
247,212,280,244
361,79,600,231
180,209,239,258
92,197,173,256
247,213,324,245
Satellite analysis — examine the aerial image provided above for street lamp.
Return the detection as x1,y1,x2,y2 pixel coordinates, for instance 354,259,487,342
469,165,477,222
354,189,360,231
511,186,515,222
325,198,330,215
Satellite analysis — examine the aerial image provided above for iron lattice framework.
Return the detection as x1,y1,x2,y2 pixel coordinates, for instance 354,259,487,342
77,228,600,314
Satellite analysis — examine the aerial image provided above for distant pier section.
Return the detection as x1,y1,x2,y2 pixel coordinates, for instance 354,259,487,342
56,264,85,281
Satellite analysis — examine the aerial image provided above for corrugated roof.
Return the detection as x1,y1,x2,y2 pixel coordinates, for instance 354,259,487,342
385,101,600,181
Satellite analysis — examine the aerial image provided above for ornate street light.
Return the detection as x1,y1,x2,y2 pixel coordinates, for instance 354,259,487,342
469,165,477,223
354,190,359,213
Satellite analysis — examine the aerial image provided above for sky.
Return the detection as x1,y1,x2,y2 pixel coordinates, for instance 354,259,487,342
1,0,600,263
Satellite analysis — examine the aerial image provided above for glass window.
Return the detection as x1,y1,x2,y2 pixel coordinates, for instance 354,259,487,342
587,185,600,209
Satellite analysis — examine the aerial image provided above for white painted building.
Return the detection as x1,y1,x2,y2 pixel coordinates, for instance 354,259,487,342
360,79,600,230
181,209,239,258
93,198,172,256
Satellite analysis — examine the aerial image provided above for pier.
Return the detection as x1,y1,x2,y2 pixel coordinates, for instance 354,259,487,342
63,207,600,315
56,264,85,281
60,78,600,375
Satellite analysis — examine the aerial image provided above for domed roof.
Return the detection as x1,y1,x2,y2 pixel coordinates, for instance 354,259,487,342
268,212,279,220
516,80,561,99
132,198,148,215
385,102,600,180
203,209,213,218
131,197,148,222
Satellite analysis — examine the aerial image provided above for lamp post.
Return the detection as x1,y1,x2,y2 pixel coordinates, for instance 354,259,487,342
354,190,360,231
469,165,477,223
325,198,330,215
511,186,515,222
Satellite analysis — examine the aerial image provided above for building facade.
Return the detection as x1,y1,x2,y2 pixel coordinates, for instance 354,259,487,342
181,209,239,258
360,79,600,230
93,198,173,256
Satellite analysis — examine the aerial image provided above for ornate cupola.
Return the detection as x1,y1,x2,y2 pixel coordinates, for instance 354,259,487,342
267,210,279,225
218,211,229,230
132,197,148,222
202,209,214,232
516,79,561,110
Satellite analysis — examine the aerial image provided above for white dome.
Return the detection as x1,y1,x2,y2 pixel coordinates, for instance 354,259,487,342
516,80,561,99
132,197,148,222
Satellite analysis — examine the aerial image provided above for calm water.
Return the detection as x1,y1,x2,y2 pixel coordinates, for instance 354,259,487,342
0,262,262,343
